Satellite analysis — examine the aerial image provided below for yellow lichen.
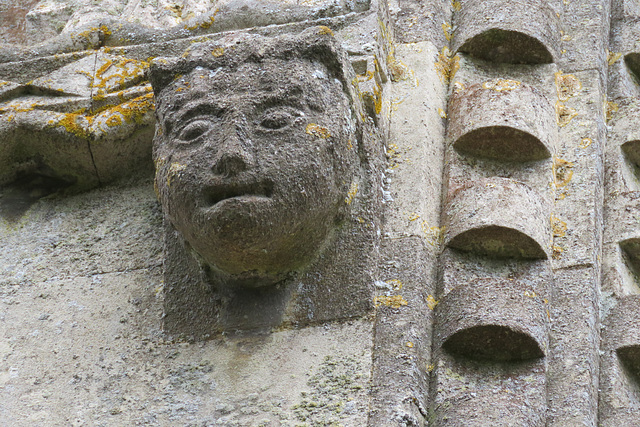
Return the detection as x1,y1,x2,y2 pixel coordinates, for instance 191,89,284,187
435,47,459,85
408,212,420,222
374,295,408,308
553,157,574,188
306,123,331,139
453,81,465,93
442,22,453,41
167,162,187,187
524,290,537,298
555,72,581,101
605,101,619,122
482,79,521,92
211,47,224,57
451,0,461,11
406,342,414,348
555,101,577,127
385,279,403,290
438,108,447,119
421,221,446,247
607,51,623,65
345,181,358,205
551,214,567,237
552,244,564,260
579,137,592,148
317,26,334,36
426,295,438,310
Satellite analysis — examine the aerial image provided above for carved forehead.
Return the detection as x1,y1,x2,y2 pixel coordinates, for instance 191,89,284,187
156,58,345,117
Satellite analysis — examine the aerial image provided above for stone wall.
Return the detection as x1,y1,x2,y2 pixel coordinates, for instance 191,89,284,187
1,0,639,426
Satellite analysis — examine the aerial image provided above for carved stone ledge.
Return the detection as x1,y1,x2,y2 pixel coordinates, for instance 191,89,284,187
443,177,551,259
435,279,548,362
447,80,555,162
451,0,560,64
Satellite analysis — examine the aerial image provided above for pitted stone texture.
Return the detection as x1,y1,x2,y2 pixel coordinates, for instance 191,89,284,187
430,354,547,427
444,177,551,259
435,279,548,362
452,0,560,64
599,296,640,425
447,80,555,161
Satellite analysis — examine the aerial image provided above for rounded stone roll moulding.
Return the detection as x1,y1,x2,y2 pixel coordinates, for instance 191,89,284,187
435,279,548,362
451,0,560,64
447,80,555,162
443,177,551,259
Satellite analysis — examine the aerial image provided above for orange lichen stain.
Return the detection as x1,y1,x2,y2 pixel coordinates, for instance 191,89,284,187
347,138,353,150
435,47,459,85
211,47,224,57
317,26,334,36
483,79,521,91
47,113,92,139
555,72,582,101
453,81,465,93
555,101,577,127
552,244,564,260
91,57,149,97
374,295,408,308
100,93,155,126
306,123,331,139
167,162,187,187
524,290,537,298
438,108,447,119
345,181,358,204
579,137,592,148
388,56,414,83
386,279,403,290
442,22,453,41
406,341,414,348
605,101,619,122
451,0,461,11
553,157,574,188
426,295,438,310
408,212,420,222
357,70,374,82
426,364,435,372
421,221,446,246
551,214,567,237
106,115,123,127
607,51,622,65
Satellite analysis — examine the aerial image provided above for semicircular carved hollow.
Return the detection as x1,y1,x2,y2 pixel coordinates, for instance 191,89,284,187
435,280,548,362
444,177,550,259
625,53,640,83
452,0,560,64
622,140,640,169
448,81,555,162
620,238,640,276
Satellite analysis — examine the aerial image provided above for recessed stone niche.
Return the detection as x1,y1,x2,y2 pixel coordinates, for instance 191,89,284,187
435,279,547,362
443,177,550,259
620,238,640,278
625,53,640,83
452,0,560,64
622,140,640,174
447,80,555,162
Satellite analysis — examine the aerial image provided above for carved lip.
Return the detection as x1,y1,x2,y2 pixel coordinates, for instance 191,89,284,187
202,179,274,207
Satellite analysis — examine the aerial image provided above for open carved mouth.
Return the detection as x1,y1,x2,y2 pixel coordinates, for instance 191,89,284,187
203,180,274,206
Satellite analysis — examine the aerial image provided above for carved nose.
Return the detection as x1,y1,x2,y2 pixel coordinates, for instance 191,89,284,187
210,121,253,177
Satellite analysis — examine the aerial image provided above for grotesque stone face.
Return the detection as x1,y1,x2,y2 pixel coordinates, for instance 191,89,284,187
153,55,357,288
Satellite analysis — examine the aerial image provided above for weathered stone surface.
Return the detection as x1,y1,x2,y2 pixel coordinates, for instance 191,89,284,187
444,177,551,259
452,0,560,64
448,79,555,161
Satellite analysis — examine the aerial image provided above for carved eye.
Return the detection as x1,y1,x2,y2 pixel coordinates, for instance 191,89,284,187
260,109,295,130
177,119,214,142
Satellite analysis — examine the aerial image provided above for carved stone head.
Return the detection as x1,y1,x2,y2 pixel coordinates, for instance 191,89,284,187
149,27,363,289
